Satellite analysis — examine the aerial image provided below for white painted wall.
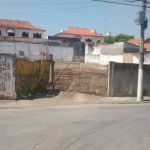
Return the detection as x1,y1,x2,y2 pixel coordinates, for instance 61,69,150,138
0,27,44,38
0,54,15,97
0,42,74,61
85,42,146,65
99,55,123,65
86,54,100,63
56,33,104,43
85,54,123,65
48,46,74,61
0,42,15,54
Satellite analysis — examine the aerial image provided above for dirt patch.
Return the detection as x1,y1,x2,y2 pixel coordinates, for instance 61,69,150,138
53,63,108,96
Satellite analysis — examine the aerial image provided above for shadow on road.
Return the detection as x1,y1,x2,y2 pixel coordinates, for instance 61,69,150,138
16,89,60,101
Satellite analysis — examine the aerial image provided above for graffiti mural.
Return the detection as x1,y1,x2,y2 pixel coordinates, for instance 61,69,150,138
0,54,14,96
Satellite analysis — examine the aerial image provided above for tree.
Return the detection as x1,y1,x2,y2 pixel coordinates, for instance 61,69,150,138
114,34,134,42
104,36,115,44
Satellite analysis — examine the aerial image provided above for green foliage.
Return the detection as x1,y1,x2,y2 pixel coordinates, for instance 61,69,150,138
104,34,134,44
104,36,115,44
114,34,134,42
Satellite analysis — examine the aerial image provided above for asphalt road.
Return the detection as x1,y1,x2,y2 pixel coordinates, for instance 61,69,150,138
0,104,150,150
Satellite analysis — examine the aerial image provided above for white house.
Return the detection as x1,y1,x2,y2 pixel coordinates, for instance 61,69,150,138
54,27,105,44
85,42,150,65
0,19,45,38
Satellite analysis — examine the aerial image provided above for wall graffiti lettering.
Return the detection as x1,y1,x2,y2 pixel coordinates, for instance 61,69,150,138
0,83,6,91
0,62,10,72
0,56,12,93
0,73,11,82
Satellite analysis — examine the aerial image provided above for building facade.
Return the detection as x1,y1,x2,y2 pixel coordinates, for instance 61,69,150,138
54,27,105,44
0,19,45,38
85,42,150,65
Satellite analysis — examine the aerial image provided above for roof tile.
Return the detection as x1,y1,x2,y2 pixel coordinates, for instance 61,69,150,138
0,19,45,31
58,27,104,37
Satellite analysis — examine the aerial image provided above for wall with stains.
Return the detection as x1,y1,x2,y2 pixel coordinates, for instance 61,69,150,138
0,54,15,98
0,41,74,61
15,59,50,98
108,61,150,97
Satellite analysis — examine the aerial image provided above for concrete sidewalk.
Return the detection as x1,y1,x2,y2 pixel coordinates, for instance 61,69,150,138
0,92,150,109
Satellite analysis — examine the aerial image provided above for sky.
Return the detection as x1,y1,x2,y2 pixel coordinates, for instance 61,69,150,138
0,0,149,38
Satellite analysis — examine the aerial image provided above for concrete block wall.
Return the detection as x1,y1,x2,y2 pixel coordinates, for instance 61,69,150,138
109,61,150,97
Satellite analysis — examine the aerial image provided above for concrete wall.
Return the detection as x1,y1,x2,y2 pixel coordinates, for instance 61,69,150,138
55,33,104,43
99,55,123,65
108,61,150,97
48,36,84,62
0,36,85,62
0,27,44,38
0,54,15,98
0,41,74,62
48,46,74,61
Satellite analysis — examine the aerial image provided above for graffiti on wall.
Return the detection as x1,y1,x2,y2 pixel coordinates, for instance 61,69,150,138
0,54,14,96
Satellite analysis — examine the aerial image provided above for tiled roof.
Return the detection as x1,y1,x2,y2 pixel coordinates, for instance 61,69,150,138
56,27,104,37
0,19,45,31
128,38,150,51
144,43,150,51
128,38,149,45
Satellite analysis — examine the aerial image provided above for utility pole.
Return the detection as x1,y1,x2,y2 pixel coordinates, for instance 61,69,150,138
137,0,146,101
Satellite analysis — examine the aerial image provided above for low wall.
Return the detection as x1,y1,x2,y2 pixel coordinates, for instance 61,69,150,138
85,54,123,65
108,61,150,97
54,63,108,96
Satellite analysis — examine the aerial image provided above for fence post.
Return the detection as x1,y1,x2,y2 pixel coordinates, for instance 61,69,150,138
49,54,54,89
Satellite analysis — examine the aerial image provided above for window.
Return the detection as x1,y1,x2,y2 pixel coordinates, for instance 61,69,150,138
7,29,15,36
86,38,92,42
22,32,28,37
33,33,41,38
8,33,15,36
97,40,101,44
19,51,25,56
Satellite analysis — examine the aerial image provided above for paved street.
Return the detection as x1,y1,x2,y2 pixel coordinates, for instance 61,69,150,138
0,104,150,150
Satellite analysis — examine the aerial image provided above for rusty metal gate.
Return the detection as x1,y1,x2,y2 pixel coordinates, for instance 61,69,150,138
53,62,108,96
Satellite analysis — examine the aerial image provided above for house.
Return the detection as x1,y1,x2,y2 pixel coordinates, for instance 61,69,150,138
54,27,105,44
85,42,150,65
128,38,150,51
0,19,45,38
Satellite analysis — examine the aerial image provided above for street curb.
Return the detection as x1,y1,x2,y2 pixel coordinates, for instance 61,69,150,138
0,100,150,109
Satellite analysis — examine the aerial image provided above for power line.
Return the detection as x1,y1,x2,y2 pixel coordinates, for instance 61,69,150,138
0,1,123,15
0,0,126,5
0,1,93,6
0,4,104,15
0,0,148,16
93,0,142,7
